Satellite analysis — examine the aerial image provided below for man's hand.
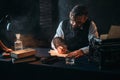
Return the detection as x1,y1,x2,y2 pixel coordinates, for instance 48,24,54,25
66,50,84,58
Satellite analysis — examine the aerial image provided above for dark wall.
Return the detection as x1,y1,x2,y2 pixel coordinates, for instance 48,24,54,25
0,0,40,34
58,0,120,35
0,0,120,48
0,0,41,48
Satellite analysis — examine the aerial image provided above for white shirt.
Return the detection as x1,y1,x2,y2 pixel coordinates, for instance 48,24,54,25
51,20,99,54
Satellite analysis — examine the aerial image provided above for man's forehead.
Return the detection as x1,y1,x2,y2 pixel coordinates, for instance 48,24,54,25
70,15,82,20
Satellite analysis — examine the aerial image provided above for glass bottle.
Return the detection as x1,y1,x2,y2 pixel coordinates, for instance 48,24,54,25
14,33,23,51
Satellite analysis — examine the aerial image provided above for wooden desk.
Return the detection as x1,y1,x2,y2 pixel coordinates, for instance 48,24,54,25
0,48,120,80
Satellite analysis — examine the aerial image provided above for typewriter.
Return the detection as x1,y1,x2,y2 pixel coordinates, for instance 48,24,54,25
89,37,120,69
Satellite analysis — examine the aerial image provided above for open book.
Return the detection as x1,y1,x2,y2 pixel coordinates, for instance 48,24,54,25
48,49,68,57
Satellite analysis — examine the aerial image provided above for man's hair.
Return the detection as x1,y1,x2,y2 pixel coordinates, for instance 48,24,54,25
70,4,88,17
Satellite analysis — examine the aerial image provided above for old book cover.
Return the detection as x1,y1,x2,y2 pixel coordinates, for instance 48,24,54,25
11,48,37,59
12,56,36,64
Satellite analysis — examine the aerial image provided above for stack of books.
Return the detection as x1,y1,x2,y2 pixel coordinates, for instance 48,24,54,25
11,48,37,63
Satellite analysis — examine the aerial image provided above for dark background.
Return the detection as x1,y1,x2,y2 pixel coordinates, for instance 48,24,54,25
0,0,120,48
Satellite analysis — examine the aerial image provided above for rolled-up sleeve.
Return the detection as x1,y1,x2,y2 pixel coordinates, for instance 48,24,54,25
51,21,64,50
80,21,99,54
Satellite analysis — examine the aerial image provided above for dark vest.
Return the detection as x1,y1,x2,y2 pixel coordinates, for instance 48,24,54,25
62,19,91,51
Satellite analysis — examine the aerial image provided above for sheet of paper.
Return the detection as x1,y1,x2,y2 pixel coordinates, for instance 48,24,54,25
48,49,68,57
107,25,120,39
